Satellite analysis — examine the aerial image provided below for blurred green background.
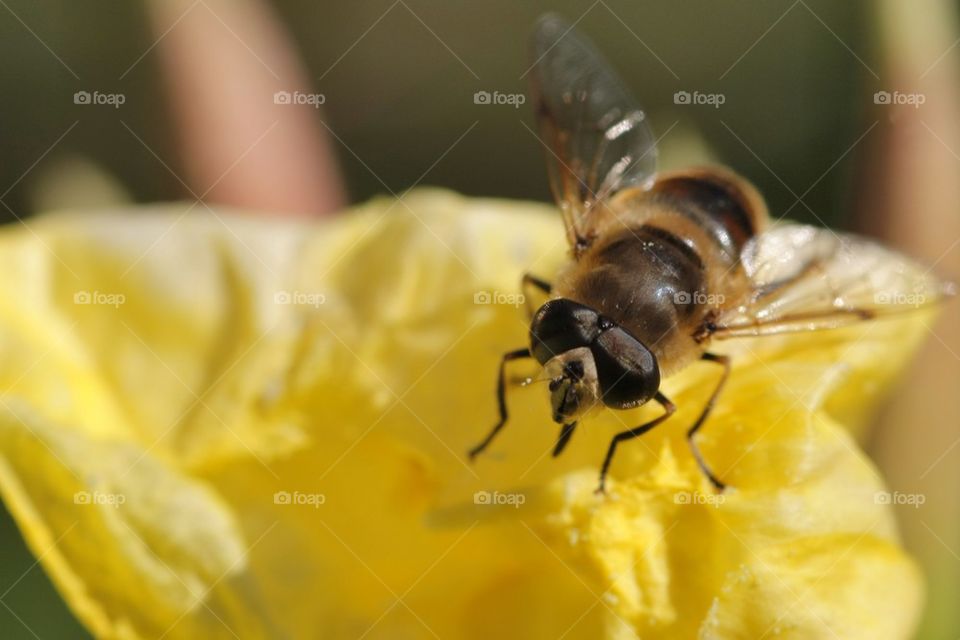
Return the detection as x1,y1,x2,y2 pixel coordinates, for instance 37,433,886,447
0,1,957,638
0,0,870,222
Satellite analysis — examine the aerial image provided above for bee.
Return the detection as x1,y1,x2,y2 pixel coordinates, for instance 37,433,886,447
468,14,952,494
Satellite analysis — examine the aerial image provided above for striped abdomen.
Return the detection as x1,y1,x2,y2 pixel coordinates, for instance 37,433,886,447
647,167,767,262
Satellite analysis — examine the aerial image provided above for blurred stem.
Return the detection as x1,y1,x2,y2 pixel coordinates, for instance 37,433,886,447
148,0,345,217
860,1,960,638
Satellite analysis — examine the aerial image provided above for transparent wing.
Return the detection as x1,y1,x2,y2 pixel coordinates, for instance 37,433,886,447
530,13,658,248
712,224,954,338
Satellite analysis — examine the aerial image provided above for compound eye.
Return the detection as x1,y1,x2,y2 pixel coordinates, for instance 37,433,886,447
563,360,584,381
591,327,660,409
529,299,600,364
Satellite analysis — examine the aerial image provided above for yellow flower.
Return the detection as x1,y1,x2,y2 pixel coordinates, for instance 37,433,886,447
0,189,927,639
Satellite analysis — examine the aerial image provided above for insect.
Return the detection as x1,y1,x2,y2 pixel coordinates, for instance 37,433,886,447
468,14,952,494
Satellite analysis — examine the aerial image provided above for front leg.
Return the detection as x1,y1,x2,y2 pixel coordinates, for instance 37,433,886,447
468,347,532,460
521,273,552,318
596,392,676,494
552,421,578,457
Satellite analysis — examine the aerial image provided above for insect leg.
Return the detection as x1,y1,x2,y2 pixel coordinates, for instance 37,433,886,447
468,347,532,460
595,392,676,494
521,273,552,317
687,352,731,490
522,273,552,294
552,421,578,457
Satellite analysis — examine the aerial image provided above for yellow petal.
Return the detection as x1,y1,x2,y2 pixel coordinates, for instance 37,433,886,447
0,189,926,639
700,534,921,639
